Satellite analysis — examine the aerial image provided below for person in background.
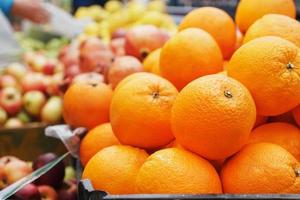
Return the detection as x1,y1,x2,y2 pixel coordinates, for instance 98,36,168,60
0,0,49,23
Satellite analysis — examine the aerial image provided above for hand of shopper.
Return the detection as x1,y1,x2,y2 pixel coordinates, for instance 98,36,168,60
12,0,50,24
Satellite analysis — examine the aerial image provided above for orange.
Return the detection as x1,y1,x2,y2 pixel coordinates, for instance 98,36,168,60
179,7,236,59
243,14,300,47
143,48,161,75
160,28,223,90
110,72,178,149
63,83,113,129
293,105,300,127
235,0,296,33
82,145,148,194
171,74,256,160
248,122,300,161
135,148,222,194
253,114,268,128
227,36,300,116
79,123,119,166
235,28,244,50
223,60,229,70
221,143,300,193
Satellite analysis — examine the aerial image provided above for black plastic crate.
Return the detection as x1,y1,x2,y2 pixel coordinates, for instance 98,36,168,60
78,179,300,200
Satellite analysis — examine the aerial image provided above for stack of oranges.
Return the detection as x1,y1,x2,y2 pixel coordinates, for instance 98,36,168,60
63,0,300,195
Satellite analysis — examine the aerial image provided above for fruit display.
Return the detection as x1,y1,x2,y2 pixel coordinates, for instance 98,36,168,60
2,0,300,198
0,153,77,200
56,0,300,196
0,58,64,128
74,0,177,42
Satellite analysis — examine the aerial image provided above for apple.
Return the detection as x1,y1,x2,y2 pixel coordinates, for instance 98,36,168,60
23,91,46,116
0,75,18,88
21,73,46,92
17,110,31,123
110,38,125,57
60,49,80,69
0,157,32,188
57,180,77,200
5,63,27,80
38,185,58,200
4,118,23,128
0,107,8,125
43,61,56,75
108,56,143,88
64,64,81,78
41,96,63,124
0,87,22,115
33,153,65,189
112,28,127,39
31,55,47,72
80,37,110,57
79,50,114,75
14,184,41,200
44,74,63,96
72,72,104,85
125,25,170,60
64,166,75,182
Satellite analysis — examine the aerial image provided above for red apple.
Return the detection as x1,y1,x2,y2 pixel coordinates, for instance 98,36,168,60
0,157,32,188
0,87,22,115
23,91,46,116
65,64,81,78
0,107,7,125
38,185,58,200
125,25,170,60
80,37,110,57
41,96,63,124
31,55,47,72
5,63,27,80
72,72,104,85
43,61,56,75
14,184,41,200
21,73,46,92
108,56,143,88
57,180,77,200
80,50,114,76
58,45,70,60
33,153,65,189
110,38,125,57
0,75,18,88
112,28,127,39
60,49,80,69
4,118,23,128
44,74,63,96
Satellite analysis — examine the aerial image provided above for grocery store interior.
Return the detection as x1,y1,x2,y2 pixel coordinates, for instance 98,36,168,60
1,0,300,199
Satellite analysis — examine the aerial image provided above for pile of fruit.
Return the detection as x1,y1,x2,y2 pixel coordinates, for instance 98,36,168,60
74,0,177,42
61,0,300,195
0,54,64,128
0,153,76,200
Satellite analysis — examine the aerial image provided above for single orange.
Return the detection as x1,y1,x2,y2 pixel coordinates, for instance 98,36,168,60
235,0,296,33
243,14,300,47
136,148,222,194
110,72,178,149
221,143,300,193
171,74,256,160
179,7,236,59
160,28,223,90
227,36,300,116
79,123,119,166
248,122,300,161
63,83,113,129
143,48,161,75
82,145,148,194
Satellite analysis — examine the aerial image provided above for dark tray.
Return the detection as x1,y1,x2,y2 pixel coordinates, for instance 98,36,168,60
78,179,300,200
